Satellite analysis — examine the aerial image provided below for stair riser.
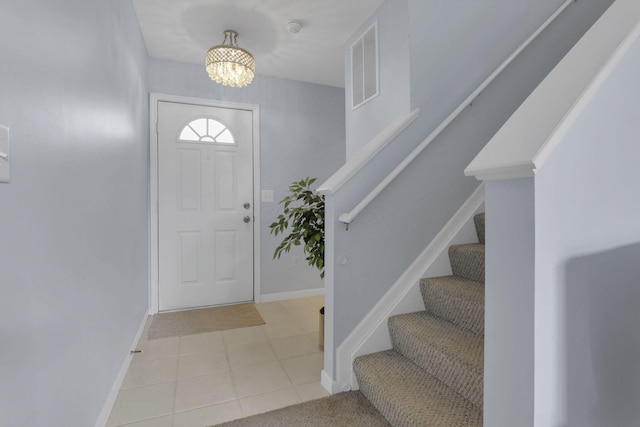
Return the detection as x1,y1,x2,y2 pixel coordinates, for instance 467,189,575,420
474,213,485,244
420,280,484,336
389,322,483,408
449,246,485,283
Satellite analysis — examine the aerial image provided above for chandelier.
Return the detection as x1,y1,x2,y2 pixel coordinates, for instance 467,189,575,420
205,30,255,87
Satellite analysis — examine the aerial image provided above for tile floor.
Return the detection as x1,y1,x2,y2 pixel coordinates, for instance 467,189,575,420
107,296,328,427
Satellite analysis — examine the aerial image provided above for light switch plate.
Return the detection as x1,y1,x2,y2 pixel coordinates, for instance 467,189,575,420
261,189,274,203
0,125,9,183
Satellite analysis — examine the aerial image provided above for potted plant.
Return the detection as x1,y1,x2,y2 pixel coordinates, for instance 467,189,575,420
269,177,325,349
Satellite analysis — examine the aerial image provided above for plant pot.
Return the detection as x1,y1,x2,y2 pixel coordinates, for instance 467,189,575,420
319,306,324,351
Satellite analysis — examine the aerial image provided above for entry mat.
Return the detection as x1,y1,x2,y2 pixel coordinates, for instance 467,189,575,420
148,303,265,340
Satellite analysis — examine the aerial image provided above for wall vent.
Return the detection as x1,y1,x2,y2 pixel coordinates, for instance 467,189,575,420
351,22,379,110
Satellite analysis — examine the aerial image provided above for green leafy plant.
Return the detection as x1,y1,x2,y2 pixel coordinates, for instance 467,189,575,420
269,177,325,277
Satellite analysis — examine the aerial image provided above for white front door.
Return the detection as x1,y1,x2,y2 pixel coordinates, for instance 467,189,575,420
157,101,254,311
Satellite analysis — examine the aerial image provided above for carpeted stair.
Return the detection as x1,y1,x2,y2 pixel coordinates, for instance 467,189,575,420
354,212,485,426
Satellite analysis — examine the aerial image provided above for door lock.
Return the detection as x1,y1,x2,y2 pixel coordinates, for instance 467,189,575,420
243,202,251,209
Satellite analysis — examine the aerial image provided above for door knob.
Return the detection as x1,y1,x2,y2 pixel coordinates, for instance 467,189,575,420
243,216,251,223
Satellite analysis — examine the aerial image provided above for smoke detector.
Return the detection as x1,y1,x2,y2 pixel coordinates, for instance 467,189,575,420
286,20,302,34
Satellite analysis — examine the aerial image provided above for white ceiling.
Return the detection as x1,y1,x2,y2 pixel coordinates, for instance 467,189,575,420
131,0,384,88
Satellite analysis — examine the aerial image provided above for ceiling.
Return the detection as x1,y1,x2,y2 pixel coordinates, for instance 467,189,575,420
131,0,384,88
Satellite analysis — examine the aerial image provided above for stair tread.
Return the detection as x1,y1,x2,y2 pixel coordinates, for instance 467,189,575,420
354,350,482,427
421,275,484,302
389,311,483,407
450,242,484,250
420,275,484,336
389,311,483,375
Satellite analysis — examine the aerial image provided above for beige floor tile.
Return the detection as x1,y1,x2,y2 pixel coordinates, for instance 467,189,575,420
278,298,314,311
269,334,319,360
232,361,293,398
174,371,237,412
305,295,325,309
255,305,294,323
109,296,328,425
261,319,306,340
172,401,242,427
239,387,301,417
118,415,173,427
121,357,179,389
294,381,330,402
179,331,224,355
107,382,175,426
254,301,285,315
132,337,181,362
283,305,318,321
178,350,229,379
295,316,320,334
281,352,324,385
221,326,266,347
226,340,277,369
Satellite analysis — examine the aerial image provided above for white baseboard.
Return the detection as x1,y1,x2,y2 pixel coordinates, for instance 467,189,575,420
94,310,149,427
335,184,485,389
259,287,324,303
321,369,350,395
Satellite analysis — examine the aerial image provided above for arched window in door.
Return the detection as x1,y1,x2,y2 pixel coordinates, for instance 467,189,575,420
178,118,235,144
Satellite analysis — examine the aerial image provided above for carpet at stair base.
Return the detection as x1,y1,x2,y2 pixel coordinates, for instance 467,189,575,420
212,391,390,427
354,350,482,427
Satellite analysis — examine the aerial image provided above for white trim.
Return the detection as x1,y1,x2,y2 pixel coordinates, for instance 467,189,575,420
149,93,261,313
259,287,324,303
351,21,380,110
317,109,420,196
533,20,640,172
94,311,149,427
335,184,485,389
468,162,537,182
321,369,349,394
338,0,574,224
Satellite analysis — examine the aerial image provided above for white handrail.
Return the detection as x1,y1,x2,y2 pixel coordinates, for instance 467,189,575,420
317,109,420,196
338,0,575,225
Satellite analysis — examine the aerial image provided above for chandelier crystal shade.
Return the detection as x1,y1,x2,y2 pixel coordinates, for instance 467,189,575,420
205,30,255,87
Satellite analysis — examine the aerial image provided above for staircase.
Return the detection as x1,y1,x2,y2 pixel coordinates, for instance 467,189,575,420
353,213,486,426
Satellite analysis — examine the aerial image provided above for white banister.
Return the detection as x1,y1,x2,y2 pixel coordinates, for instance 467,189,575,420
466,1,640,181
338,0,575,225
317,109,420,196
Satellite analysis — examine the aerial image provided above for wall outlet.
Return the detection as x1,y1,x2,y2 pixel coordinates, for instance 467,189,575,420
262,189,274,203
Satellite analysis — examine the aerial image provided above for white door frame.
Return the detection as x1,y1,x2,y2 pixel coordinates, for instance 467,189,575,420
149,93,261,314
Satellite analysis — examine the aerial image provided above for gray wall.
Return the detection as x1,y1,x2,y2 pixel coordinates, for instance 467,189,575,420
533,34,640,426
484,178,536,427
0,1,150,425
344,0,411,159
325,0,613,377
148,59,346,296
